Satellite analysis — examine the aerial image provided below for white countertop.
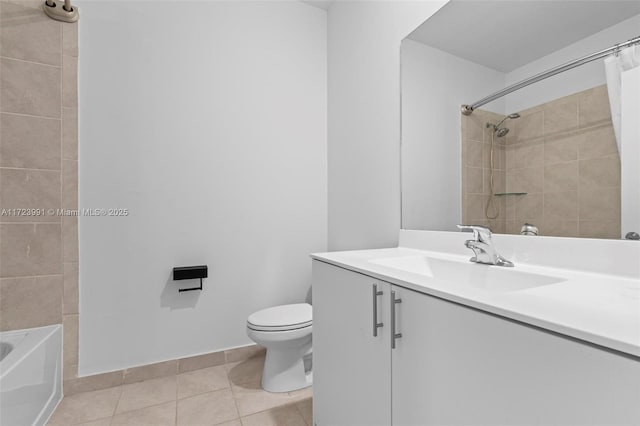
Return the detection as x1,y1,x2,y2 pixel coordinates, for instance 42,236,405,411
311,244,640,358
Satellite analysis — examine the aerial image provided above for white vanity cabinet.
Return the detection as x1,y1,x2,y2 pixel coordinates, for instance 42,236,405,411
312,259,640,426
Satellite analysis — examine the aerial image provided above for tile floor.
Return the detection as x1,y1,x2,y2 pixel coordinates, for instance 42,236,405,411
48,353,312,426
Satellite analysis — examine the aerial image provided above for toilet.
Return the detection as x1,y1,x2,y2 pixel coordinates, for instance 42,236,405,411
246,303,312,393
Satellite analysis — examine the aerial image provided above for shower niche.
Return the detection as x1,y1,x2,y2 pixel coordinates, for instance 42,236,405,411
400,0,640,240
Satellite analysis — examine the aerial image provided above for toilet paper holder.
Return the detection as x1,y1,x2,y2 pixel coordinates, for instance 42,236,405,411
173,265,207,292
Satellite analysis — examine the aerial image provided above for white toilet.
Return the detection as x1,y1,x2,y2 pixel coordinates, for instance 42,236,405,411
246,303,312,393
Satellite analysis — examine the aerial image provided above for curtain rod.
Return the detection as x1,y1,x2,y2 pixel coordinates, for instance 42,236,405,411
460,35,640,115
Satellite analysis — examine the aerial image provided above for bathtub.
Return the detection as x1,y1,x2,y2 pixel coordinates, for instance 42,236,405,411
0,325,62,426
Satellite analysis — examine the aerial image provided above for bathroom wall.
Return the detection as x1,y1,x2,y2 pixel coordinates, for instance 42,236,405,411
327,0,448,250
0,0,79,379
503,84,620,238
505,14,640,113
78,1,327,375
401,39,504,231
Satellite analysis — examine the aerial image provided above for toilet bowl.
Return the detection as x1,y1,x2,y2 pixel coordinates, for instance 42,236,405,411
246,303,312,393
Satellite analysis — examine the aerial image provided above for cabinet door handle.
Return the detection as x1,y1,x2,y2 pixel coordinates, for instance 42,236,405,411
390,290,402,349
372,284,384,337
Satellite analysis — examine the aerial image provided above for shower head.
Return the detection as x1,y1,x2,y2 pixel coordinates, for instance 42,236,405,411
487,112,521,137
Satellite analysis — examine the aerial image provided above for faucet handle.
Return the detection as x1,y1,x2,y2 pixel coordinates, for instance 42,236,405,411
457,224,492,243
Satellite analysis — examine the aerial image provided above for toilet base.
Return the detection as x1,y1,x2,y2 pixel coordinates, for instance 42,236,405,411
262,343,312,393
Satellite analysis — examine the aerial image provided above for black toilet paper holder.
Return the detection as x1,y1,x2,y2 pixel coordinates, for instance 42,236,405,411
173,265,207,292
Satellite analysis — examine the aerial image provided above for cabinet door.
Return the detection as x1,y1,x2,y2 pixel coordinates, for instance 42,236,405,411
312,260,392,426
391,286,640,426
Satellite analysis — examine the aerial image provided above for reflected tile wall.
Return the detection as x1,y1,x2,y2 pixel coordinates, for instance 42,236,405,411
504,85,620,238
0,0,79,379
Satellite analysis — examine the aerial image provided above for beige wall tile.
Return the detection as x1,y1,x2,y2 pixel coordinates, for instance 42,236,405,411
482,142,505,170
0,223,62,277
512,110,543,143
0,168,61,222
544,162,578,192
579,220,621,239
463,114,483,142
62,107,78,160
578,85,611,127
0,57,61,118
578,124,617,160
48,387,122,425
62,55,78,108
112,401,176,426
544,133,578,164
544,96,578,136
543,220,579,238
0,274,62,331
510,140,544,169
515,193,543,223
64,313,79,366
64,370,124,397
63,261,78,314
177,389,238,425
62,21,78,57
465,140,483,167
507,167,543,193
579,156,620,188
0,113,61,169
466,167,483,194
62,159,78,210
465,194,486,222
0,0,62,65
177,350,226,374
123,359,178,384
116,376,176,414
544,191,578,222
483,168,504,195
63,215,78,262
579,187,621,221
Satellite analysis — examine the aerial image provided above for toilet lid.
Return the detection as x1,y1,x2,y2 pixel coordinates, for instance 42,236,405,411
247,303,312,331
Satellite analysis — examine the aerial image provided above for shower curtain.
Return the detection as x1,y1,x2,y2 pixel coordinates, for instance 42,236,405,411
604,44,640,155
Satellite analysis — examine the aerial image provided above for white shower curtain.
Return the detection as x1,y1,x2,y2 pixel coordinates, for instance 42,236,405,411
604,44,640,155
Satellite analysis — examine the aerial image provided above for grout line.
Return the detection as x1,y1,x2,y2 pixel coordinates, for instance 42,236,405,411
0,111,61,121
0,165,61,172
0,55,61,69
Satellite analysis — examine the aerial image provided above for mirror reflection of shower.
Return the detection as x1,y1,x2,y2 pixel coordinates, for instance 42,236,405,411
485,113,520,219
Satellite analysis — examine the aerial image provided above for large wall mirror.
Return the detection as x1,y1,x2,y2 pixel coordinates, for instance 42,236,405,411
401,0,640,239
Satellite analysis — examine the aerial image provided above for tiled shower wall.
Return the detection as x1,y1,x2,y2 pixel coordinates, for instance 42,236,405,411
0,0,79,379
461,109,508,233
504,85,620,238
462,85,620,239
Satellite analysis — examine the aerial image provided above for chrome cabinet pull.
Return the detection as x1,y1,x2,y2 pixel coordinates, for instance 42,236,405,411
372,284,384,337
390,290,402,349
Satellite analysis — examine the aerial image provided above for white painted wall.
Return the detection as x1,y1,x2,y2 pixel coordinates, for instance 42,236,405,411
621,66,640,238
78,1,327,375
400,39,504,231
505,14,640,113
327,0,447,251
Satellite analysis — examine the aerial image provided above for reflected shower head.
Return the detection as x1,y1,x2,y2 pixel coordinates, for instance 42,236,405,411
487,112,521,138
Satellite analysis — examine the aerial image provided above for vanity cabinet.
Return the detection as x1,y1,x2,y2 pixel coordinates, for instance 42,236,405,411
312,259,640,426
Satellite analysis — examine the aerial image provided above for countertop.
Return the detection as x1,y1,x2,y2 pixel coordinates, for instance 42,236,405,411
311,246,640,358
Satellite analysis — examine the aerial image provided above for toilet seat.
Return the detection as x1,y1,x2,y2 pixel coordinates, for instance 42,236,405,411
247,303,312,332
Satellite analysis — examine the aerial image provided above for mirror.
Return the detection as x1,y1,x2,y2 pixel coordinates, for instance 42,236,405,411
401,0,640,239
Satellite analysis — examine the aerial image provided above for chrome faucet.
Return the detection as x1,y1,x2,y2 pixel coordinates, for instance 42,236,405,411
457,225,514,267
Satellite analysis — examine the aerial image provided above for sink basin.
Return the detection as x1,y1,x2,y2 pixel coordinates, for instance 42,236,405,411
369,256,565,292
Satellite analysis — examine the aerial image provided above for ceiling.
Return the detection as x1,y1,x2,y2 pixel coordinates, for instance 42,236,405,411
407,0,640,72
